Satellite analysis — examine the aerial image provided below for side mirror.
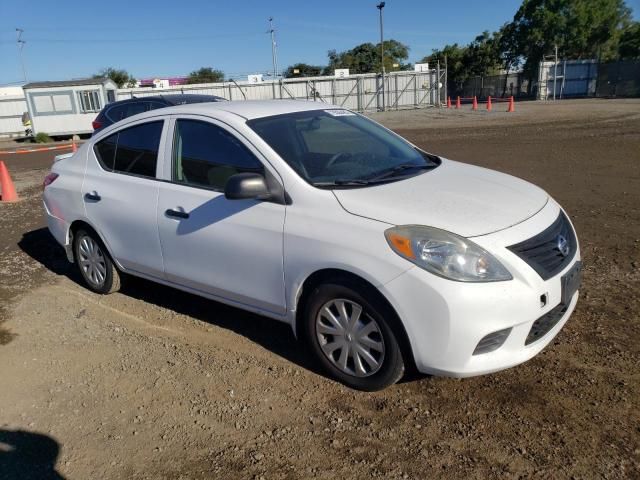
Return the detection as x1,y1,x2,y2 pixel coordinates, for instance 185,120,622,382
224,173,270,200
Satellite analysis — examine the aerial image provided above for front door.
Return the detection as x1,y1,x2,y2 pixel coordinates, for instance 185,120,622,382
156,117,286,316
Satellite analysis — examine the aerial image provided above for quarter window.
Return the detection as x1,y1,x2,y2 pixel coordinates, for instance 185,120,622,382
77,90,102,113
94,121,163,178
173,119,262,190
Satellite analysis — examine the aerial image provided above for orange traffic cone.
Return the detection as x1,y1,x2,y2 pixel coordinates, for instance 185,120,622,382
507,96,515,112
487,96,492,112
455,96,461,109
472,96,478,111
72,139,78,153
0,160,19,202
447,96,452,108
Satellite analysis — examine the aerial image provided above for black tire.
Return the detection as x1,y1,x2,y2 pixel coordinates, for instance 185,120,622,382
73,229,121,294
302,280,405,391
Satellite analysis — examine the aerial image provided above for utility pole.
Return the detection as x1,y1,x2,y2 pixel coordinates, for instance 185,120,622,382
376,2,385,111
268,17,278,80
553,44,558,101
16,28,27,83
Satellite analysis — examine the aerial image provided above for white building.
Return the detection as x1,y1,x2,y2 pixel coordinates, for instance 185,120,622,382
23,78,117,136
0,86,27,137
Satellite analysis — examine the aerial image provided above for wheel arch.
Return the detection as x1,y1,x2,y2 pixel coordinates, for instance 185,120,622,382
68,219,121,269
294,268,416,371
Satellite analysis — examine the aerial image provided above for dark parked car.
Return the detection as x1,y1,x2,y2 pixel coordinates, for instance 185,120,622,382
91,94,226,134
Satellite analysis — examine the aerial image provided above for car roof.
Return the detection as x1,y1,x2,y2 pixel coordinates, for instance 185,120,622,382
154,99,339,120
106,94,224,107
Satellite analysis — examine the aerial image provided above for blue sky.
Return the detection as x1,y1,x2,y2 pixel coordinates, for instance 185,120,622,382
1,0,638,85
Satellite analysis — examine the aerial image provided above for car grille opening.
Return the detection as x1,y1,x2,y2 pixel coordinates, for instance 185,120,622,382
473,328,512,355
525,303,568,345
507,212,577,280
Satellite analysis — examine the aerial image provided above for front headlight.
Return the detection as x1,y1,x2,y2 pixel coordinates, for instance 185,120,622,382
385,225,512,282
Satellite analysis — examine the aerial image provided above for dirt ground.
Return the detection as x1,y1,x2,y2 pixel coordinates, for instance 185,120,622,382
0,99,639,479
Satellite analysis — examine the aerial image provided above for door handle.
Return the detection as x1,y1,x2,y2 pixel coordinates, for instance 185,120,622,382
165,208,190,219
84,192,101,202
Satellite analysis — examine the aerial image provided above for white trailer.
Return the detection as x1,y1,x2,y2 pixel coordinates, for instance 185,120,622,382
23,78,117,136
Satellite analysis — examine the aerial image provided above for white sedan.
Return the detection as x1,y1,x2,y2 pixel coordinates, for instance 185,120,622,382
43,100,581,391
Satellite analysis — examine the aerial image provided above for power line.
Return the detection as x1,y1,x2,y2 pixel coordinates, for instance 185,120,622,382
0,31,265,45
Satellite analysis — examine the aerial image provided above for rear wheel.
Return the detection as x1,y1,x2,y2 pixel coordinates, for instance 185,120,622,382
303,281,405,391
73,229,120,294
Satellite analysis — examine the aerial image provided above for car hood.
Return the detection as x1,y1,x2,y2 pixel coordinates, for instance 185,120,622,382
332,159,549,237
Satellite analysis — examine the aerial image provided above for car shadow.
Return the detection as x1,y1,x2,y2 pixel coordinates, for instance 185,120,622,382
18,228,327,380
0,429,65,479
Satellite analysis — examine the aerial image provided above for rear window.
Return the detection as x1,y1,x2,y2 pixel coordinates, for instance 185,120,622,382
94,121,163,178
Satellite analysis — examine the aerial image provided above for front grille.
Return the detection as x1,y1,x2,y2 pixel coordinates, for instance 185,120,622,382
525,303,568,345
507,212,577,280
473,328,512,355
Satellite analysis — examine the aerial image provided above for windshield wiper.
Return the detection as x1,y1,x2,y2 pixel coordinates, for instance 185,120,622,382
313,164,433,188
365,163,433,182
313,178,371,188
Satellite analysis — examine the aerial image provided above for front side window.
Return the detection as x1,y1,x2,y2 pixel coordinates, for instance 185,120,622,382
94,121,163,178
248,109,439,187
173,119,263,191
77,90,102,113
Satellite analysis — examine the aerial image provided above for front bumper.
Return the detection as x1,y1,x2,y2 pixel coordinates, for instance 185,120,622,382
379,200,581,377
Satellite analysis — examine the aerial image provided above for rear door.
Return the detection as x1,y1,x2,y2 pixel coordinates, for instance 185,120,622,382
156,115,286,316
82,118,168,277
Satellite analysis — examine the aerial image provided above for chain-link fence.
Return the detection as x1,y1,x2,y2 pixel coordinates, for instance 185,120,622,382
454,73,531,100
451,59,640,101
596,60,640,97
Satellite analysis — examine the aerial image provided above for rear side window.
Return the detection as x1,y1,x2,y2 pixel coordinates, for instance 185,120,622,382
94,121,163,178
173,119,262,190
106,104,127,122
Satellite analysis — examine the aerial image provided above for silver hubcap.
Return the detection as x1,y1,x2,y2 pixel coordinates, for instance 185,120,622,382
315,299,385,377
78,236,107,287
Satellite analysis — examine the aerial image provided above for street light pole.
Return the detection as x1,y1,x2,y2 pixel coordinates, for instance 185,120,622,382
16,28,27,83
377,2,385,111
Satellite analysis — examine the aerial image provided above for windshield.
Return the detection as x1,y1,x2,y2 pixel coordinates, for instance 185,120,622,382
247,109,439,187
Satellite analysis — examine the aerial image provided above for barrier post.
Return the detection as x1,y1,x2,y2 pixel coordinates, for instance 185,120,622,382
455,96,461,109
487,96,492,112
472,96,478,111
447,96,451,108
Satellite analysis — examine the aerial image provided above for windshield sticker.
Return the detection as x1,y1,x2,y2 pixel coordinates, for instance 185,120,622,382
325,109,356,117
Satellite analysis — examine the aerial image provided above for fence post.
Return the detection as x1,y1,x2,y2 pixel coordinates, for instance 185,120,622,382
436,61,441,107
394,74,399,110
444,55,448,107
332,79,336,105
357,77,362,112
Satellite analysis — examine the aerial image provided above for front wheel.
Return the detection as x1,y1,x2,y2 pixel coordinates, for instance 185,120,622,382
303,282,405,391
73,229,121,294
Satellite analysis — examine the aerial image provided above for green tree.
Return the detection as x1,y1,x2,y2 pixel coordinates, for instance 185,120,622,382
93,67,136,88
326,39,410,74
283,63,324,78
463,31,503,77
509,0,632,77
421,43,468,92
186,67,225,84
619,21,640,59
